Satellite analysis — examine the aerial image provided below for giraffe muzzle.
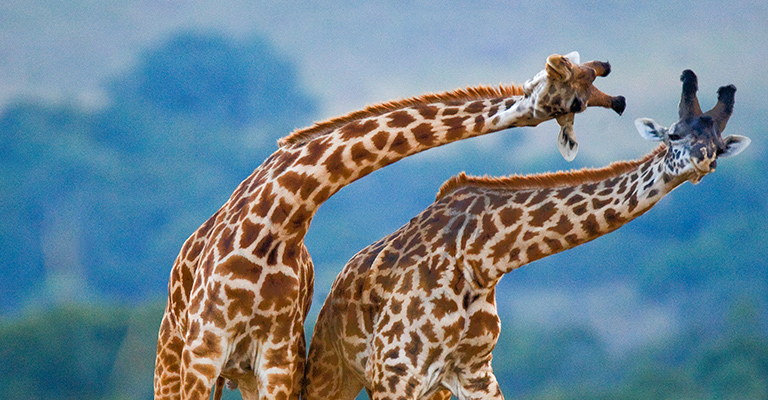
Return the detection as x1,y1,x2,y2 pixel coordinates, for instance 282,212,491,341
611,96,626,115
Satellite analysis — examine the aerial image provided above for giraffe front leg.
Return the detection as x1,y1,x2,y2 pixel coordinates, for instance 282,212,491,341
239,326,307,400
154,311,185,400
179,324,228,400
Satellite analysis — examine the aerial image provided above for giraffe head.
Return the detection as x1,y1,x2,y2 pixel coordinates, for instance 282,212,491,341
523,51,627,161
635,70,750,184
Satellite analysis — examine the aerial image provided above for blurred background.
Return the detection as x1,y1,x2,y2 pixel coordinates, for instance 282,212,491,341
1,1,766,399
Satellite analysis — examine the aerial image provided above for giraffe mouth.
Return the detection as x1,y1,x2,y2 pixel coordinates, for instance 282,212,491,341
689,161,714,184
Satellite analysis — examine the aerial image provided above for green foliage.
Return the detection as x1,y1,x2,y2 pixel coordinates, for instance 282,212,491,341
0,304,132,399
0,31,316,310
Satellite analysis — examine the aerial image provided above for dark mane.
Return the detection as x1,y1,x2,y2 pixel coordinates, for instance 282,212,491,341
277,84,525,147
436,145,667,200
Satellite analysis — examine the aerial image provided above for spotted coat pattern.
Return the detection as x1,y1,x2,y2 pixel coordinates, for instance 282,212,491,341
153,53,623,400
303,70,748,400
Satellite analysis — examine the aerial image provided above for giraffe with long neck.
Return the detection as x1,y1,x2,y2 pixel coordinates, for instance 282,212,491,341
303,70,750,400
153,52,625,400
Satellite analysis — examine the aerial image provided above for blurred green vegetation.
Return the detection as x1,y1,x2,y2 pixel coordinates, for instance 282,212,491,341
1,27,766,399
0,301,765,399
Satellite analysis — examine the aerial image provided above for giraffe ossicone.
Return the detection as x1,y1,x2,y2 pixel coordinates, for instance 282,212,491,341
303,70,748,400
153,52,624,400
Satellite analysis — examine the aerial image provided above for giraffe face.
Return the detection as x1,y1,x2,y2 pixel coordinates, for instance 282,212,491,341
522,51,626,121
635,70,750,184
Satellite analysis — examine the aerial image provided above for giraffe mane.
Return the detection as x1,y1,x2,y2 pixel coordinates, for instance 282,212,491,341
277,84,525,147
436,144,668,200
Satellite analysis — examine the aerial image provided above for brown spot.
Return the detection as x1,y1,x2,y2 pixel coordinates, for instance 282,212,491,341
522,231,535,241
259,272,298,311
555,187,575,199
473,115,485,132
277,171,303,193
581,214,601,237
432,294,458,320
418,259,442,291
504,99,516,109
254,232,275,259
603,208,624,228
313,187,332,204
526,243,544,262
270,198,293,225
407,297,425,320
415,104,439,120
389,132,411,154
350,142,376,164
549,215,574,235
598,188,613,197
487,105,500,118
514,191,532,204
186,241,204,262
299,175,320,200
627,193,639,213
266,243,281,266
340,119,380,139
252,184,276,218
582,183,598,195
529,201,557,227
444,115,469,140
297,137,332,165
544,237,564,252
490,225,522,263
498,206,522,226
387,110,416,128
527,189,551,206
323,146,352,182
565,193,585,206
465,311,499,338
383,320,405,342
465,100,486,113
592,198,612,209
371,130,389,150
219,255,262,282
217,227,235,256
572,203,588,216
404,332,423,365
412,122,436,146
442,107,459,116
240,218,264,249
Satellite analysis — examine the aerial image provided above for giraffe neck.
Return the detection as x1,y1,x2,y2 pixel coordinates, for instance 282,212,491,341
234,85,540,238
441,144,682,287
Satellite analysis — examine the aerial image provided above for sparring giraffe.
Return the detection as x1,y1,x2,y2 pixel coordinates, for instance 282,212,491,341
153,52,625,400
303,70,750,400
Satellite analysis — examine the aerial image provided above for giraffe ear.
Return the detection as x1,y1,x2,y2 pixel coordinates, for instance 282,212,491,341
634,118,668,141
563,51,581,64
546,54,574,82
718,135,751,158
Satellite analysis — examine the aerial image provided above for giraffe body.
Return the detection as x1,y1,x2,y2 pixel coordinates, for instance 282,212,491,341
303,70,750,400
153,53,625,399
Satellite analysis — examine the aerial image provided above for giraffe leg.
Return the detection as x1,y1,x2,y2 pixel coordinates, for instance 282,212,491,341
453,363,504,400
303,319,364,400
179,322,229,400
238,328,306,400
154,311,185,400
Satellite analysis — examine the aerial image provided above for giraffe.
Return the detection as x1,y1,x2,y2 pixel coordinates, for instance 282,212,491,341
303,70,750,400
152,52,625,400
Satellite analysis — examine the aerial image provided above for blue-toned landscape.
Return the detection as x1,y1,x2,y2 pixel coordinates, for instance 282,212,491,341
1,2,766,398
